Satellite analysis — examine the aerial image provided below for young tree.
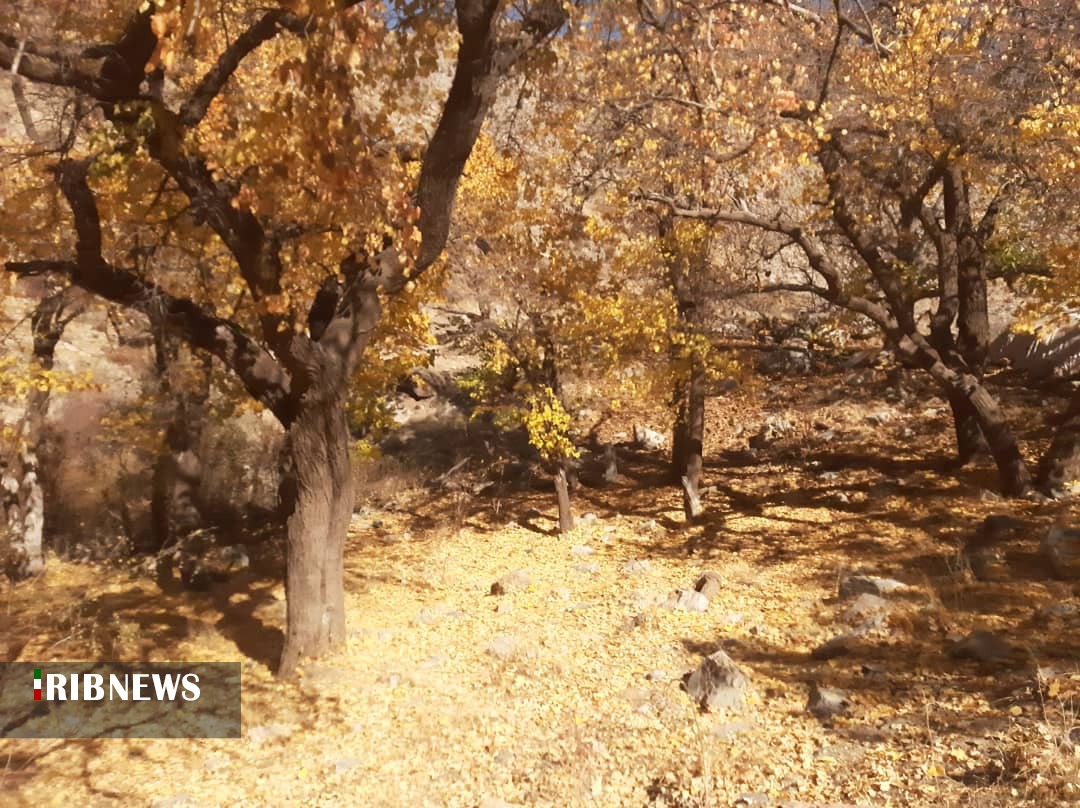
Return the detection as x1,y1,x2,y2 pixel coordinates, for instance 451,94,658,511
1,0,566,674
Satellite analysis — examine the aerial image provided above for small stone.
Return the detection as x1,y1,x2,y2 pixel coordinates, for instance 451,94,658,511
866,411,893,426
950,629,1017,664
495,601,514,614
666,589,710,612
842,593,891,624
152,797,192,808
807,684,850,722
633,425,666,450
838,574,908,600
623,559,651,574
1042,521,1080,579
573,562,599,575
571,545,594,557
735,793,769,807
1036,602,1079,620
645,669,669,682
694,571,722,599
683,649,749,711
333,757,360,774
413,608,443,625
579,512,598,524
491,569,531,595
486,634,517,659
711,720,754,739
247,723,292,743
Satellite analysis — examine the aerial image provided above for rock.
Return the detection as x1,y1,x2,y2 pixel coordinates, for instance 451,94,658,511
573,562,599,575
749,415,795,449
666,589,710,612
633,425,666,451
807,684,850,722
694,571,722,599
1036,601,1079,620
495,601,514,614
486,634,517,659
623,559,651,575
247,723,293,743
838,574,908,599
490,569,531,595
570,545,594,557
950,629,1018,664
1042,520,1080,579
579,512,598,524
735,793,770,807
683,649,749,711
152,797,193,808
645,669,669,682
758,348,812,376
332,757,360,774
865,411,893,426
842,593,891,624
711,720,754,739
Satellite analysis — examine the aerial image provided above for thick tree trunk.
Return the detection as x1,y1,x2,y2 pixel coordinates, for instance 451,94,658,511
0,436,44,580
554,467,574,534
1,290,80,579
1038,394,1080,498
945,389,989,466
277,394,353,677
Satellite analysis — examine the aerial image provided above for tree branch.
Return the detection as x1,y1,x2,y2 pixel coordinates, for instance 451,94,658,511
7,159,294,424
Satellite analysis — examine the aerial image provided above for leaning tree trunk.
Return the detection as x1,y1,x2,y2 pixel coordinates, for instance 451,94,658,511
277,390,354,677
1038,392,1080,498
916,349,1031,495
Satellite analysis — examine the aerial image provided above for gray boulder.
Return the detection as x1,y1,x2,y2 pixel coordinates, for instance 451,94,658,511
1042,521,1080,579
838,574,908,600
683,650,749,711
807,684,850,722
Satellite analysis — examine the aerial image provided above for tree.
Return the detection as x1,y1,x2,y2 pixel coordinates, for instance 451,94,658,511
631,0,1079,496
1,0,566,675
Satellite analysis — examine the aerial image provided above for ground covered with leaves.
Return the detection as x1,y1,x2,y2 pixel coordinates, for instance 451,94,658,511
2,369,1078,807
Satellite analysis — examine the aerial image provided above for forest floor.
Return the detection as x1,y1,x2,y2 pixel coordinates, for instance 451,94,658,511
1,367,1078,807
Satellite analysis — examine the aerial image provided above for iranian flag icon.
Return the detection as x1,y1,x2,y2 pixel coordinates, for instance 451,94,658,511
34,668,42,701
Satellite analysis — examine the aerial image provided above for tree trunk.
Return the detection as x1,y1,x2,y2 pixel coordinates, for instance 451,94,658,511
602,443,618,485
1038,394,1080,498
671,381,690,482
554,467,574,534
945,389,989,466
1,290,80,579
148,338,209,553
0,436,44,580
277,393,353,678
900,336,1031,496
680,364,706,520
